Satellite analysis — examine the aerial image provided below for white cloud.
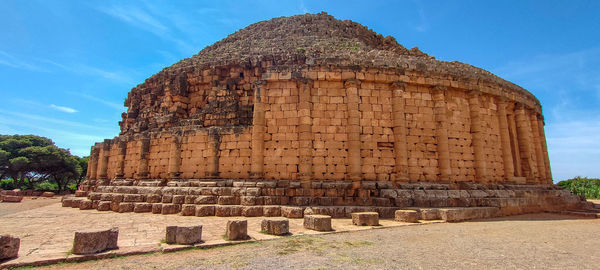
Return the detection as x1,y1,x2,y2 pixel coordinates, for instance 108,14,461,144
50,104,78,113
67,92,124,111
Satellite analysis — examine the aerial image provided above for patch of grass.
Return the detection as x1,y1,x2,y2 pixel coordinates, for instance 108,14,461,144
277,235,375,256
331,253,383,265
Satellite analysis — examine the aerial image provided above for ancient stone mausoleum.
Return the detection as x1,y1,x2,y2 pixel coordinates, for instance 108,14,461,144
67,13,585,217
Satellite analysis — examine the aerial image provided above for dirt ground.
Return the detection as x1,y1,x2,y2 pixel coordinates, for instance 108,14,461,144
0,197,61,217
27,213,598,270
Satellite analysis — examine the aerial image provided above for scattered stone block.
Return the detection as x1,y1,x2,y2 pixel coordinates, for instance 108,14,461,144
0,235,20,260
303,215,333,231
41,192,55,197
351,212,379,226
261,218,289,235
395,210,419,223
165,225,203,245
1,195,24,203
72,228,118,255
152,203,163,214
226,220,248,240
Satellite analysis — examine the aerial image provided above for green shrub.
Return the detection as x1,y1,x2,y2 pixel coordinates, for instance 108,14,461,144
1,179,15,190
557,176,600,199
35,181,58,191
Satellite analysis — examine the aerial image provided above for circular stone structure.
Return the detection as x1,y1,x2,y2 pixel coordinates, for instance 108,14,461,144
71,13,585,217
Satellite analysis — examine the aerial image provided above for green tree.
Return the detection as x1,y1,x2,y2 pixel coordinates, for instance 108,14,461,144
0,134,83,191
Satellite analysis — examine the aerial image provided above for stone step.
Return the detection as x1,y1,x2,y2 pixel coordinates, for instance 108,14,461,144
559,211,600,219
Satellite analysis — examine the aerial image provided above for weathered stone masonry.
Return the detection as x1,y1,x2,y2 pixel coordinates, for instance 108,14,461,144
73,13,582,217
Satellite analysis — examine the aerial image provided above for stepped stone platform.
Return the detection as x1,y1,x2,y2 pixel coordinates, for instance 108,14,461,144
63,179,589,218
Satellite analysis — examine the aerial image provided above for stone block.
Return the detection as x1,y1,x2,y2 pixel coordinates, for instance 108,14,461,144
61,197,73,207
72,228,118,255
118,202,134,213
215,205,243,216
194,196,217,204
181,204,196,216
394,210,419,223
162,204,181,215
1,195,23,203
418,208,440,220
79,200,93,210
439,207,500,222
41,191,55,197
152,203,163,214
263,206,281,217
351,212,379,226
133,203,152,213
281,206,303,218
242,206,263,217
0,235,20,260
165,225,203,245
226,220,248,240
261,218,290,235
74,190,88,197
147,194,162,203
97,201,111,211
303,215,333,231
195,205,216,216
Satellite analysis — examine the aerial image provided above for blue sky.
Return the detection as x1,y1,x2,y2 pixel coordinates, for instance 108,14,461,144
1,0,598,181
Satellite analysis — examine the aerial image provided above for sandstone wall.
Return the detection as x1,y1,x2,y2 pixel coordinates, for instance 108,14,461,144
86,65,552,186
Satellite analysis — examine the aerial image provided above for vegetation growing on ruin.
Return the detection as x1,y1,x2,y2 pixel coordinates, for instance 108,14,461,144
0,134,87,192
557,177,600,199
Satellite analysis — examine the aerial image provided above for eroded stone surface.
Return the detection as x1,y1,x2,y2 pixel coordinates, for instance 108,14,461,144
72,228,118,255
0,235,20,260
304,215,333,231
165,225,203,245
226,220,248,240
351,212,379,226
261,218,289,235
395,210,419,223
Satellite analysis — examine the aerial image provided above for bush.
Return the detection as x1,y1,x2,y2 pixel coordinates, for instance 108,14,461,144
557,176,600,199
1,179,15,190
35,181,58,191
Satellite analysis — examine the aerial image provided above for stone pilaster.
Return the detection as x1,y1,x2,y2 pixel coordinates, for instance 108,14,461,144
345,79,362,188
97,143,110,180
530,113,546,183
536,116,553,184
432,86,451,182
297,79,313,187
507,107,522,178
207,128,221,179
136,137,150,179
87,146,99,180
115,140,127,179
168,136,182,178
496,99,515,179
250,80,266,179
468,91,488,182
391,81,409,182
515,105,538,182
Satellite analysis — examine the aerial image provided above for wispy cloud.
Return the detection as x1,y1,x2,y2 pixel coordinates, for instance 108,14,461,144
0,110,107,131
50,104,78,113
67,92,124,111
0,50,46,72
98,3,195,53
413,0,428,32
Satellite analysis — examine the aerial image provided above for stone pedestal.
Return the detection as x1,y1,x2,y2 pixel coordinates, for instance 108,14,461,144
351,212,379,226
72,228,118,255
165,225,203,245
394,210,419,223
0,235,20,260
261,218,289,235
303,215,333,231
226,220,248,240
